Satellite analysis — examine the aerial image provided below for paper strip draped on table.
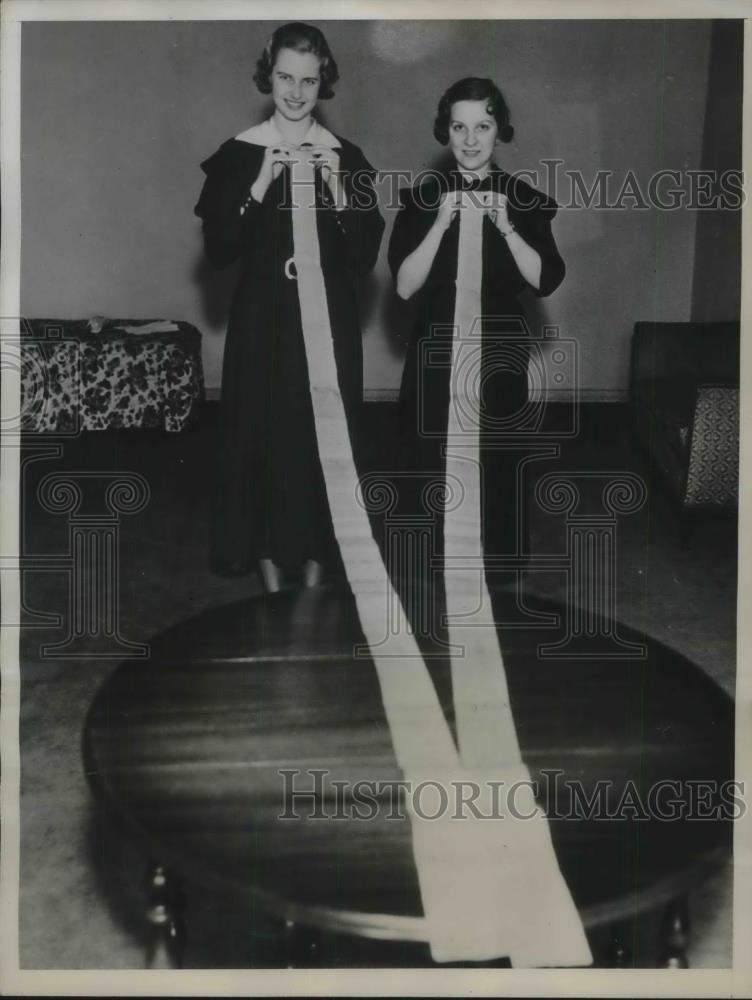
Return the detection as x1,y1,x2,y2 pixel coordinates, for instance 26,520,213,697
288,156,592,966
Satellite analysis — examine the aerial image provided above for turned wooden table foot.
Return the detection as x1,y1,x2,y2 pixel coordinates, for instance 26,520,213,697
658,898,690,968
284,919,324,969
145,863,186,969
607,919,634,967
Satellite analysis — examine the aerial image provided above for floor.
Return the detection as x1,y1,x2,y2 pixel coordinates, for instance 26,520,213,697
17,402,737,968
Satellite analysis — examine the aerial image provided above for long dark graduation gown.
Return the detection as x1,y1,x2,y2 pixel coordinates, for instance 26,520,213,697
387,166,565,568
195,135,384,570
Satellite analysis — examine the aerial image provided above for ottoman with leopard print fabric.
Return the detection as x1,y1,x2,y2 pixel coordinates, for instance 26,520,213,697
20,319,204,433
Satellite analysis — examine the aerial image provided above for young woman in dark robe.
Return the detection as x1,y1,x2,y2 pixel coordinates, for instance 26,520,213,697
387,77,565,590
195,22,384,592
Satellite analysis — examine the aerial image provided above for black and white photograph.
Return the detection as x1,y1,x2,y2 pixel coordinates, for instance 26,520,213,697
0,1,750,994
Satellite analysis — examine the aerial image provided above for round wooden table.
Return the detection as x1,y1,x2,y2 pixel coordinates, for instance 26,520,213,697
83,586,734,968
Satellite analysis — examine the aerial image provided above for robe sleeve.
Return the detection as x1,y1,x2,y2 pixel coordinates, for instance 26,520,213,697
510,191,565,298
194,144,262,268
332,146,385,275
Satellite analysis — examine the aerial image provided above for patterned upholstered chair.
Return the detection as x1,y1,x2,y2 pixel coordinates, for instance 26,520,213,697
630,321,739,519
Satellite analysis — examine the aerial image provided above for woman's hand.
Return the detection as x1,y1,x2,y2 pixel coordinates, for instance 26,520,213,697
265,142,297,182
249,143,296,205
304,145,347,208
304,145,340,182
435,192,463,233
481,192,515,235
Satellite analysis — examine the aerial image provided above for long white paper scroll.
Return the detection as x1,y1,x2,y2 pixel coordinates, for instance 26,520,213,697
287,156,591,966
427,191,592,964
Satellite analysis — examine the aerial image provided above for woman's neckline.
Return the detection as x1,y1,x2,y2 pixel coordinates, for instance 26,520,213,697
456,165,492,183
270,110,315,145
233,116,340,150
447,164,503,188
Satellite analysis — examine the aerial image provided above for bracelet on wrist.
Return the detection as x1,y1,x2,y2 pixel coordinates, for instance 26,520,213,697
500,223,516,238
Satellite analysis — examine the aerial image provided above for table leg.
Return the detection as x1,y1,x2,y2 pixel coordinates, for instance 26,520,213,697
284,919,324,968
658,898,690,968
607,920,634,968
145,863,186,969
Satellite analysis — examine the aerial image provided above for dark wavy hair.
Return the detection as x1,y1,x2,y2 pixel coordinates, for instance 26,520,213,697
253,22,339,100
433,77,514,145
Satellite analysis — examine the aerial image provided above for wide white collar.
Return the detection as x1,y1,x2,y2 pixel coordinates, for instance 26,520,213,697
235,117,340,150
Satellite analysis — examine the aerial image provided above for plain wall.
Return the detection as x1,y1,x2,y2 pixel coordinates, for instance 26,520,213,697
21,20,721,397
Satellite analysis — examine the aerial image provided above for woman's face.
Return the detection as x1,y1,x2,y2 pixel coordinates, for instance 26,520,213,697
447,99,498,173
271,47,322,122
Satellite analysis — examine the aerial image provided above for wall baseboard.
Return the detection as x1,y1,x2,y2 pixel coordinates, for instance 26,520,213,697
533,388,629,403
205,387,629,403
363,387,629,403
